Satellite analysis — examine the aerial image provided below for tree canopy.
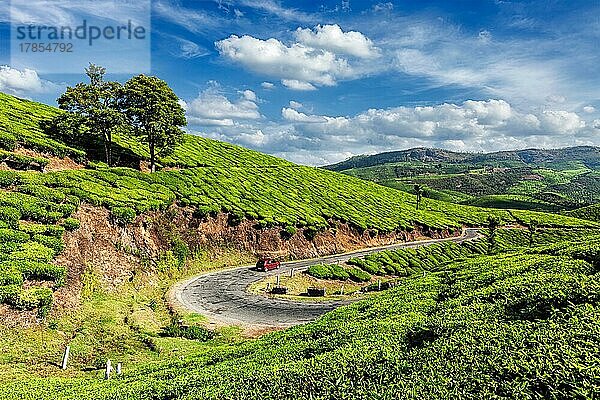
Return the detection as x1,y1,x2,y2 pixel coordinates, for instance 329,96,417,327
120,74,186,172
53,63,125,166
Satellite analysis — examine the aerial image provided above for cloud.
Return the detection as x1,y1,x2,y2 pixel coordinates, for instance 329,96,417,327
0,66,57,95
294,24,379,58
281,107,327,123
153,0,226,33
241,89,257,101
281,79,317,91
372,2,394,13
583,106,596,114
478,29,492,43
163,35,209,59
186,85,261,126
216,34,355,88
237,0,315,23
392,45,575,107
261,82,275,89
538,110,585,134
289,101,303,109
8,0,151,28
192,98,599,165
216,25,379,90
286,99,589,141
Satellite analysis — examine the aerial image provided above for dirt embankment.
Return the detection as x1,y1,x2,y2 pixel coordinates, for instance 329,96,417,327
170,209,455,260
2,204,456,326
58,204,457,304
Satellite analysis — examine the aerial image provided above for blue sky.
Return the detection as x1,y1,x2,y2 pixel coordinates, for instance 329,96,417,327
0,0,599,165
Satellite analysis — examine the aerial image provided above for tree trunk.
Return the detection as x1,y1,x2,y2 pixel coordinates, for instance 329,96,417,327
149,141,156,173
103,141,110,166
107,134,112,167
103,131,112,167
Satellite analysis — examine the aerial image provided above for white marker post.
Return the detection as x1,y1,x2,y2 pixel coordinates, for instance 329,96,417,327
105,359,112,380
61,345,70,370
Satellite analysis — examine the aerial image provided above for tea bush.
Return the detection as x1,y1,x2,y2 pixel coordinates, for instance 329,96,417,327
62,217,80,231
7,236,600,399
0,206,21,228
161,323,216,342
111,206,136,224
346,267,371,282
0,130,16,151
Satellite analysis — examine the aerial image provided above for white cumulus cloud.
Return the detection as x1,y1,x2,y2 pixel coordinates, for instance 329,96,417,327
241,89,257,101
186,85,261,126
216,34,353,88
289,101,303,109
294,24,379,59
0,65,57,95
281,79,317,91
282,107,327,123
216,25,379,90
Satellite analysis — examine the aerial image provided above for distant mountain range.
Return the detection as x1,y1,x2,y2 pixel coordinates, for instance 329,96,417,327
324,146,600,171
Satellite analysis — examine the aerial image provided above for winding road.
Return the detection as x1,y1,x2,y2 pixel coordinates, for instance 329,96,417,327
175,228,481,328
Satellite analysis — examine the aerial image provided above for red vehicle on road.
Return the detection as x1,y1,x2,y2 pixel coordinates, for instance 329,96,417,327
256,258,280,271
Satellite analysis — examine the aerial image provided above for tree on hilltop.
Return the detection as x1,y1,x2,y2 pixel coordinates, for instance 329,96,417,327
414,184,424,210
120,75,186,172
49,63,125,166
486,215,500,254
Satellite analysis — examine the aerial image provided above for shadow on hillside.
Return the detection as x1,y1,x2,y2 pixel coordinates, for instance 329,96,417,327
41,120,143,169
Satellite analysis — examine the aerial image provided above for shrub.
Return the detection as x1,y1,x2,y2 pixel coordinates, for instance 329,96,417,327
12,261,67,286
65,195,81,207
111,206,136,225
0,285,53,316
227,211,244,227
17,184,66,203
0,206,21,228
18,223,65,237
32,234,64,254
8,241,55,262
0,228,29,243
161,323,215,341
0,130,16,151
62,217,80,231
348,258,383,275
51,203,76,217
307,264,332,279
303,226,320,241
14,287,53,316
193,205,218,219
330,264,350,280
0,171,19,187
0,284,20,304
172,237,189,269
347,267,371,282
0,267,24,286
280,225,297,239
0,150,49,171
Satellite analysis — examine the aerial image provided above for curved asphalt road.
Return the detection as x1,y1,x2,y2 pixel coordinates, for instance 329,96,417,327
176,228,481,328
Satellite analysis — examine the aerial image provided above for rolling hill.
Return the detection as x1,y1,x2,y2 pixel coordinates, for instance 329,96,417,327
1,92,599,399
325,146,600,171
0,92,596,317
325,146,600,212
4,229,600,399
